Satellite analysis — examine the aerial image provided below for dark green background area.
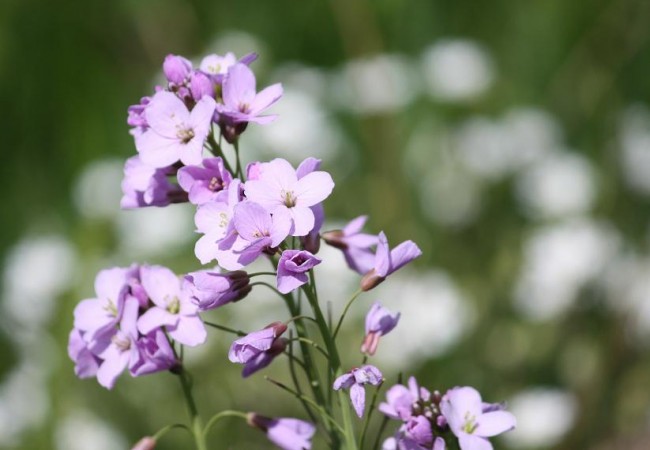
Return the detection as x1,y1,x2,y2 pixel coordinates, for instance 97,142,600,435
1,0,649,449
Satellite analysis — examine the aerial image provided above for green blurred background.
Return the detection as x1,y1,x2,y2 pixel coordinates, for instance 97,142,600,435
1,0,650,448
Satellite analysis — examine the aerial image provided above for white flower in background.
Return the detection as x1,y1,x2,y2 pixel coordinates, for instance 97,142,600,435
55,411,127,450
333,54,418,114
371,271,475,368
503,107,562,164
2,235,77,329
247,87,341,161
422,39,495,102
516,152,596,219
514,219,619,321
504,388,578,448
619,105,650,196
73,159,123,220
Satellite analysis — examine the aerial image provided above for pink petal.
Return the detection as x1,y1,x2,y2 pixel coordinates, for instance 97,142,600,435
458,434,493,450
233,202,273,241
244,180,283,210
296,157,322,179
94,268,128,303
137,307,178,335
140,266,180,307
350,383,366,418
374,232,391,277
475,411,516,437
136,130,180,168
178,137,205,166
259,158,298,192
343,215,368,236
270,208,292,246
389,241,422,273
293,171,335,207
97,350,130,389
223,63,256,108
168,315,207,347
145,91,190,137
194,233,220,264
194,202,231,235
189,96,217,137
249,83,283,115
288,206,315,237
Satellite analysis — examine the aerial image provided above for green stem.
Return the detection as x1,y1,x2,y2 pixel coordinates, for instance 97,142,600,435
333,289,363,340
233,139,243,179
247,271,278,278
202,410,248,440
287,331,319,424
152,423,190,440
288,337,330,359
207,132,235,174
178,369,207,450
204,321,247,336
358,382,383,449
302,272,358,450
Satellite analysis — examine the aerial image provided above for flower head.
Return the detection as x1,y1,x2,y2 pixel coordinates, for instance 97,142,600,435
276,249,322,294
177,157,233,205
440,387,516,450
136,91,216,168
333,365,383,417
361,302,400,355
244,158,334,236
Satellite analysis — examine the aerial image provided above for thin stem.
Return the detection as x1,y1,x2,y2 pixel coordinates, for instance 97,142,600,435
333,289,363,340
177,368,207,450
288,337,330,360
248,271,278,278
233,139,243,179
372,415,390,450
287,332,319,424
202,410,248,439
207,132,235,174
204,321,247,337
153,423,190,440
359,382,383,449
265,377,346,435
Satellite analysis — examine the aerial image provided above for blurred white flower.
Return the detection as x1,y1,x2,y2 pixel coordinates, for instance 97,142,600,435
2,235,77,328
619,105,650,195
55,410,127,450
372,271,475,368
504,388,578,448
333,54,418,114
0,361,50,446
73,159,123,220
117,203,194,257
516,152,596,219
422,39,494,102
514,219,619,321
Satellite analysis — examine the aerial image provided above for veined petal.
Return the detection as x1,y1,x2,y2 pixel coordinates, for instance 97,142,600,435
350,383,366,418
233,202,273,241
244,180,283,210
137,130,181,168
137,307,178,335
288,206,315,237
258,158,298,192
458,434,493,450
168,315,207,347
388,241,422,274
374,232,391,277
141,266,180,307
223,63,256,108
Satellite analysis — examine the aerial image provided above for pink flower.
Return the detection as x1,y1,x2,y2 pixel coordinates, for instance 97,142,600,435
333,365,383,418
248,414,316,450
361,232,422,291
276,249,322,294
361,302,400,355
322,215,378,274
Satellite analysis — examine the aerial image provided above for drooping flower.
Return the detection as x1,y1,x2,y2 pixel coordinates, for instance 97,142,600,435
248,414,316,450
177,157,233,205
136,91,216,168
183,269,251,310
244,158,335,236
120,156,187,209
136,265,207,347
276,250,322,294
361,302,400,355
229,322,288,377
361,231,422,291
333,365,383,418
322,215,378,274
440,387,516,450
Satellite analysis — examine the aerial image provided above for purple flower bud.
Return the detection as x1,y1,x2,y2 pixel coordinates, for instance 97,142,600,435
247,414,316,450
361,302,400,355
361,232,422,291
242,337,287,377
229,322,287,364
163,54,192,85
276,249,322,294
190,70,214,101
131,437,156,450
183,269,250,311
405,416,433,447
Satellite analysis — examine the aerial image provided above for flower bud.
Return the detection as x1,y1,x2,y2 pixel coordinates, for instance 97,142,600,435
360,269,385,291
321,230,346,249
190,70,214,101
131,437,156,450
163,54,191,85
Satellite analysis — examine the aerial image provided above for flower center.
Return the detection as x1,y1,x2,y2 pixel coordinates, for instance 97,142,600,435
208,176,223,191
462,412,478,434
238,102,251,114
281,190,297,207
111,333,131,352
103,299,118,317
176,127,195,144
219,212,229,228
167,297,181,315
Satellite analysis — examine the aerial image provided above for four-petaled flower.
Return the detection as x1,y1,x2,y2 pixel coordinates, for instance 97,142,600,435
333,365,383,418
276,249,322,294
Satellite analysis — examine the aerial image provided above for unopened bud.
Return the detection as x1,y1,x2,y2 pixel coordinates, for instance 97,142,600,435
321,230,347,250
190,70,214,101
131,437,156,450
163,54,191,85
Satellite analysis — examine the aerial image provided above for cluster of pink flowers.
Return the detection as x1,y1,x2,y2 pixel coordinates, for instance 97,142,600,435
68,50,515,450
380,378,516,450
